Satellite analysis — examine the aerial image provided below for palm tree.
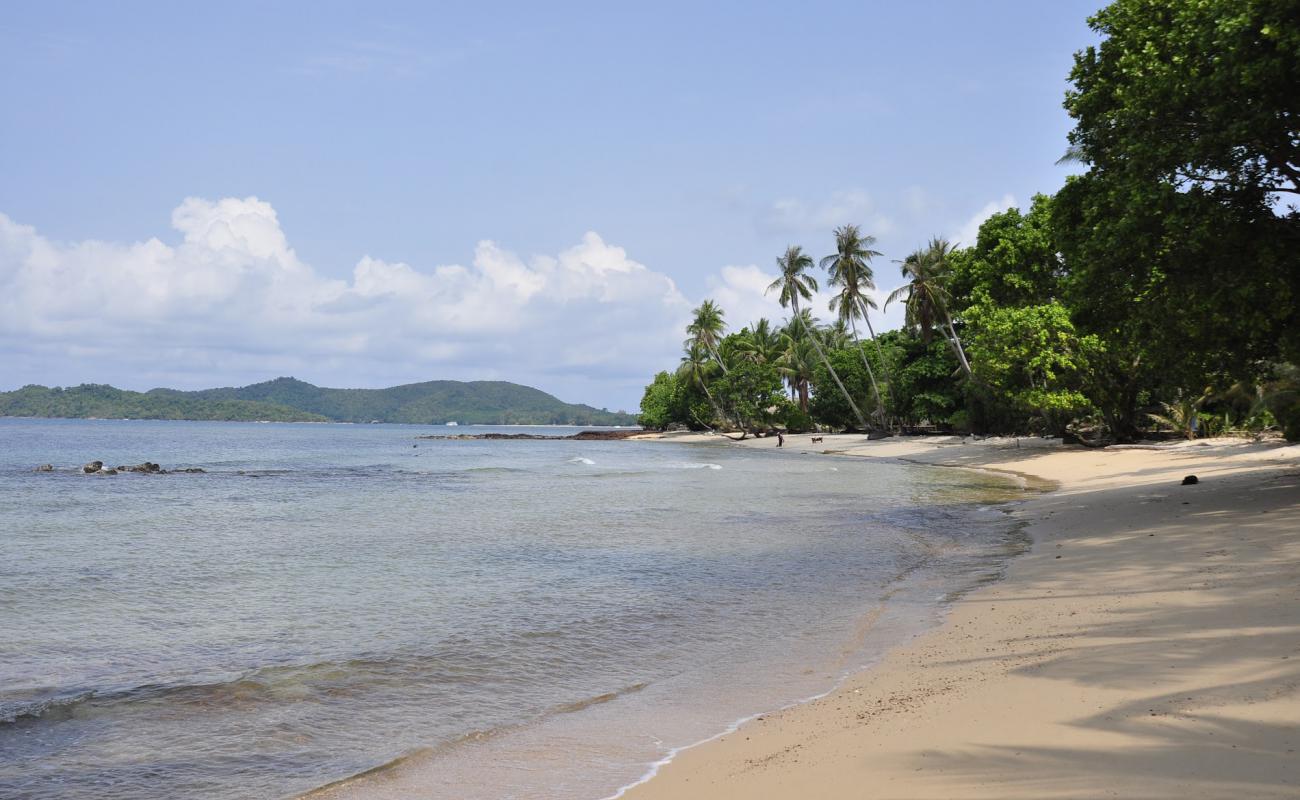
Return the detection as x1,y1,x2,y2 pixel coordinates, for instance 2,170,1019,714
886,238,972,375
767,245,870,431
823,225,889,421
778,333,818,412
685,300,729,374
742,318,784,366
677,343,727,428
1148,386,1215,439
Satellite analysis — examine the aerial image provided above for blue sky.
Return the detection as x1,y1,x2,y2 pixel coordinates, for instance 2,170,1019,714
0,1,1099,411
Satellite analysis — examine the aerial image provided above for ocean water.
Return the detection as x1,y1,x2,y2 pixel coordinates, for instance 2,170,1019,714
0,418,1026,800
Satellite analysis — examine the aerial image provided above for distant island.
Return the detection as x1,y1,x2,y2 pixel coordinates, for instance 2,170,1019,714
0,377,638,426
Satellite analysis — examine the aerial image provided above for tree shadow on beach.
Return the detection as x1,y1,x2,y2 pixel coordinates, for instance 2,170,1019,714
883,470,1300,798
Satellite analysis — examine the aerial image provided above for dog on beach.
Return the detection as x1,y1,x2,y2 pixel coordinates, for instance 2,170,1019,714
811,436,823,443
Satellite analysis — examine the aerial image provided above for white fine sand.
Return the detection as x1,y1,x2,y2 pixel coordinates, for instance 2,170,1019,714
620,432,1300,799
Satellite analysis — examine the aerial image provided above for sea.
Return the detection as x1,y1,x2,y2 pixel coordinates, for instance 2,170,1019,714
0,418,1028,800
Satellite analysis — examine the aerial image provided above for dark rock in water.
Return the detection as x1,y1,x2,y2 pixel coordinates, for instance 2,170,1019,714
117,462,164,473
100,468,118,475
34,464,53,472
570,430,644,440
176,467,205,473
1181,475,1199,485
82,461,103,474
417,429,644,441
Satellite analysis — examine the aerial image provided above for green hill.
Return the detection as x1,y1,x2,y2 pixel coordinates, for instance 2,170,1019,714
0,383,326,422
0,378,637,426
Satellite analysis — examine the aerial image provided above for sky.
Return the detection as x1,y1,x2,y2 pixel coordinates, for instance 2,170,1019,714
0,1,1100,412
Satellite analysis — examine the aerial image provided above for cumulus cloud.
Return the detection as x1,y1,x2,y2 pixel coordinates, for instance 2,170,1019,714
952,194,1016,249
758,189,894,237
0,197,693,409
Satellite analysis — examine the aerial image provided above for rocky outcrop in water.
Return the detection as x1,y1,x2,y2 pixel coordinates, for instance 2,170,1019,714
40,461,206,475
417,429,644,441
117,462,162,473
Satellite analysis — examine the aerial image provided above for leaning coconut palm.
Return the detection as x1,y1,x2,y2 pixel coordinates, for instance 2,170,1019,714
677,343,728,428
823,225,892,419
685,300,729,374
886,238,972,375
766,245,870,431
778,332,818,412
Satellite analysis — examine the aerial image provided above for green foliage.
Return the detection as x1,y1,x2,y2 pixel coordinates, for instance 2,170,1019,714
781,405,816,433
1147,388,1213,439
964,302,1098,434
1054,0,1300,436
883,331,963,426
1066,0,1299,203
638,372,679,430
0,378,637,426
948,194,1061,310
639,0,1298,441
714,361,786,431
809,347,876,429
0,383,327,422
947,409,972,434
1261,364,1300,441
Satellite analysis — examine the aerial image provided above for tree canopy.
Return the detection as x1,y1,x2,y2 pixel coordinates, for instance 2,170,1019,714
639,0,1300,442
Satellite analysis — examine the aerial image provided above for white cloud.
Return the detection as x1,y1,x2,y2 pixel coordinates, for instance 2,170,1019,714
952,194,1016,249
758,189,894,237
0,197,694,410
901,185,930,216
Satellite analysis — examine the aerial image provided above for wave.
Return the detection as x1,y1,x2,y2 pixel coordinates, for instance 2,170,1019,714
667,463,722,470
0,653,421,727
552,681,647,714
297,680,652,798
566,457,596,465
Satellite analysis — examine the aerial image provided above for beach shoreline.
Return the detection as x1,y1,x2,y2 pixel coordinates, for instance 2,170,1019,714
618,432,1300,799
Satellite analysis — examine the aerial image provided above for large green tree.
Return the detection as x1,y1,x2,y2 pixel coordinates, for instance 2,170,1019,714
1066,0,1299,203
948,194,1062,311
1055,0,1300,436
963,301,1100,434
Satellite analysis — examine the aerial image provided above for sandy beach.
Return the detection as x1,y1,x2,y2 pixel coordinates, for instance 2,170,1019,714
622,433,1300,799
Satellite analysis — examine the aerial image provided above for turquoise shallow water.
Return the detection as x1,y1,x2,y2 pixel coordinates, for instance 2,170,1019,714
0,418,1024,800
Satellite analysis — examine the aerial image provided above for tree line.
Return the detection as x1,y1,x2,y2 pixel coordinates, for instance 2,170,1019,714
640,0,1299,443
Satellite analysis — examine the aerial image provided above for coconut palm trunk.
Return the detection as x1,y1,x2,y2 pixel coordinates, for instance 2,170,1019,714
708,345,729,374
858,299,895,395
793,296,870,431
940,305,973,376
847,317,885,423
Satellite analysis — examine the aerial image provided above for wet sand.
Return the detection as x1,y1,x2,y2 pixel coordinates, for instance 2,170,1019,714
623,433,1300,799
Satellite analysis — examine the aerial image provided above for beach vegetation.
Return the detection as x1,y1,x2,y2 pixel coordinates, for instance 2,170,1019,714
768,246,871,431
640,0,1297,441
